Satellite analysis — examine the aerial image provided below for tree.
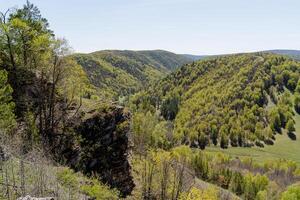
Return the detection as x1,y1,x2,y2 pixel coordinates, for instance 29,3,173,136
220,132,229,149
286,119,295,133
254,122,264,141
287,78,297,91
229,172,244,195
192,151,209,180
161,93,180,120
179,187,218,200
280,185,300,200
156,150,172,200
230,130,238,147
295,80,300,94
210,124,218,146
269,86,278,104
0,70,16,132
198,133,208,150
269,108,281,133
171,146,192,200
294,94,300,114
0,1,53,80
132,111,157,154
243,173,269,200
1,3,89,147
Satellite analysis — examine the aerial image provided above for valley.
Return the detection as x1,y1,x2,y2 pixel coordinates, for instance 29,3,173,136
1,1,300,200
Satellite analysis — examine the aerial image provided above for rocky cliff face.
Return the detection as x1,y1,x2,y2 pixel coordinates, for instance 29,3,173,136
9,68,135,197
72,105,135,197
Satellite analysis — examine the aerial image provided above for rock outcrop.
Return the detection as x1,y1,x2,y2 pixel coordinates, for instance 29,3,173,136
0,146,10,162
17,196,54,200
71,105,135,197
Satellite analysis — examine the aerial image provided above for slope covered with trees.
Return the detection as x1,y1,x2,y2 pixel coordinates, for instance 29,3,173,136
72,50,193,99
1,2,300,200
0,2,133,198
267,50,300,61
133,53,300,149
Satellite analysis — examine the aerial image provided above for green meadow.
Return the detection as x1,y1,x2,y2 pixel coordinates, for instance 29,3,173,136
206,112,300,164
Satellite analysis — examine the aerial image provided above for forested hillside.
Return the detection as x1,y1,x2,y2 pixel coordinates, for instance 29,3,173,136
72,50,192,99
1,1,300,200
133,53,300,149
127,53,300,200
267,50,300,60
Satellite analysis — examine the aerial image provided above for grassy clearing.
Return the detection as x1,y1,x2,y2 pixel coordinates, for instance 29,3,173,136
206,91,300,164
206,110,300,165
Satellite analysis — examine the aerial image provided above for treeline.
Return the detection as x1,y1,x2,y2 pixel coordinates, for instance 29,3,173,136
131,54,300,149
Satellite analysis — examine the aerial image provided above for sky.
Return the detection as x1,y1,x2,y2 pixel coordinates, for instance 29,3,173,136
1,0,300,55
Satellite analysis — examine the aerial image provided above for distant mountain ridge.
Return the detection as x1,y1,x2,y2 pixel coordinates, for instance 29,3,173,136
180,54,207,61
184,49,300,61
265,49,300,60
71,50,193,99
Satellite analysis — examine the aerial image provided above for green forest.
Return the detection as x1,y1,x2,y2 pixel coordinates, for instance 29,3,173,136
0,2,300,200
71,49,192,100
133,54,300,149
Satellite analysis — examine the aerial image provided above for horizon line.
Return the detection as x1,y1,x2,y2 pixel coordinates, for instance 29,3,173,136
73,48,300,56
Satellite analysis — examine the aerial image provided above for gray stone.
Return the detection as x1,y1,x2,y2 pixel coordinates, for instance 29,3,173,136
17,196,54,200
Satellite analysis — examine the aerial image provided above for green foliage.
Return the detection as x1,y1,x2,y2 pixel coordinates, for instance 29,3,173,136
220,132,229,149
286,119,295,133
132,110,172,153
136,54,300,149
0,1,94,136
161,92,180,120
171,145,193,163
1,3,124,197
57,168,119,200
56,168,79,189
229,172,244,195
132,148,193,200
192,151,210,180
269,107,282,133
179,187,218,200
242,173,269,200
72,50,192,100
280,184,300,200
0,0,53,72
0,70,16,132
255,190,267,200
294,94,300,113
56,57,92,102
187,150,299,200
22,111,39,152
81,179,119,200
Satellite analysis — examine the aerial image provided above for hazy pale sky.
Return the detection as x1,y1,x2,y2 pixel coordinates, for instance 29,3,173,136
1,0,300,55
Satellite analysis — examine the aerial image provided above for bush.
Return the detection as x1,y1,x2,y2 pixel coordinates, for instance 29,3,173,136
220,133,229,149
179,187,218,200
56,168,79,189
81,179,119,200
0,70,16,132
280,185,300,200
286,119,295,133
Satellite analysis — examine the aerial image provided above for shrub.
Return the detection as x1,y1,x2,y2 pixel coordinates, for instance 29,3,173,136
280,184,300,200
